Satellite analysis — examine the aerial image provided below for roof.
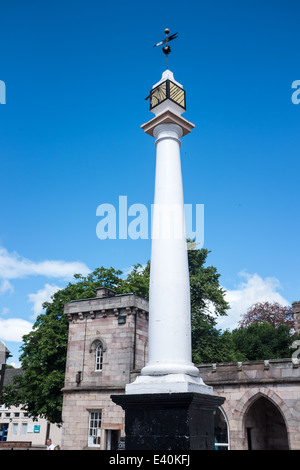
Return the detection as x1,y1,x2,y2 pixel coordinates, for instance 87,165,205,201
3,368,24,387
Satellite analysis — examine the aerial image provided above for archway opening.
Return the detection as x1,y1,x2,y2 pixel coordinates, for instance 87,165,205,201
245,396,289,450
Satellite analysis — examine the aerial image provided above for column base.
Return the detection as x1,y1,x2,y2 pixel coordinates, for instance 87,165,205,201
125,373,213,395
141,361,200,377
111,392,225,450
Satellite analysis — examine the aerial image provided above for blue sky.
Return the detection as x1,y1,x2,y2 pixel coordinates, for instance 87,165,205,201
0,0,299,365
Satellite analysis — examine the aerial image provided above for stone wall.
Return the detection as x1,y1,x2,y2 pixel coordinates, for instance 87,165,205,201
293,301,300,334
61,290,149,450
198,359,300,450
61,292,300,450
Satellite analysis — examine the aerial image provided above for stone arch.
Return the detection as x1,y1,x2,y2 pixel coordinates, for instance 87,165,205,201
89,337,108,372
222,386,292,450
89,337,107,353
241,389,290,450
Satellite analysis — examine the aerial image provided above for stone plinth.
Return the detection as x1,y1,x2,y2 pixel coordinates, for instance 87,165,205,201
111,392,225,450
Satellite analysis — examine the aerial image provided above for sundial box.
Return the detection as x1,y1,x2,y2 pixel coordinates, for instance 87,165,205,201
150,79,186,111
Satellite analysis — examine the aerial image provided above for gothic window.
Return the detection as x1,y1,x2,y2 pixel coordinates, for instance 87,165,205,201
89,338,107,372
95,343,103,371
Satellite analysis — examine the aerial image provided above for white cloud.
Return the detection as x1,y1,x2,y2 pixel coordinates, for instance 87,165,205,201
0,279,14,294
0,246,90,281
28,283,62,319
215,271,290,331
0,318,33,342
8,361,21,368
0,247,90,344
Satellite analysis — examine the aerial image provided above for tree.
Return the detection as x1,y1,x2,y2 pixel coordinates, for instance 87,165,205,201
188,243,229,321
1,247,229,424
187,243,230,363
191,317,238,364
120,262,150,300
238,301,294,329
231,322,299,361
1,267,127,424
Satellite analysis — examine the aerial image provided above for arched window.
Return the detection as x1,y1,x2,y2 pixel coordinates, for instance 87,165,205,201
214,407,230,450
95,343,103,371
89,338,107,372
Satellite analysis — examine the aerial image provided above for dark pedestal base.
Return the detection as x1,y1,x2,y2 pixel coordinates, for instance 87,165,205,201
111,392,225,450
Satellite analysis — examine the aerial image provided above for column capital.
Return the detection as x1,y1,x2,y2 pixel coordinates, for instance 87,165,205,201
141,109,195,138
153,123,183,138
153,123,183,146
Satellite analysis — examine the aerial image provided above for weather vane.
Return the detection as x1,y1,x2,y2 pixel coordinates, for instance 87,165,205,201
153,28,178,69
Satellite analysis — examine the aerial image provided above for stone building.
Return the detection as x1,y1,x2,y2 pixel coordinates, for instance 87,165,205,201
61,295,300,450
293,301,300,334
0,342,61,449
0,341,10,396
199,358,300,450
61,287,148,450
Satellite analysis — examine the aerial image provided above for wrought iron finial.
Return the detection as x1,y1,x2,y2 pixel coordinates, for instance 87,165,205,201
153,28,178,69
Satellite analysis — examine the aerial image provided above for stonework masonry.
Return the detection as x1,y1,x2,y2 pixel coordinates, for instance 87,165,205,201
293,301,300,334
61,288,148,450
61,290,300,450
198,359,300,450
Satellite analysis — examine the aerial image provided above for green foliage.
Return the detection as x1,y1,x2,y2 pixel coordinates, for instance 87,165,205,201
192,317,239,364
188,244,229,322
120,262,150,300
230,322,299,361
1,266,128,424
187,244,231,363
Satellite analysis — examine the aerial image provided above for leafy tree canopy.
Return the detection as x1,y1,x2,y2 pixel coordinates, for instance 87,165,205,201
239,301,294,329
230,322,299,361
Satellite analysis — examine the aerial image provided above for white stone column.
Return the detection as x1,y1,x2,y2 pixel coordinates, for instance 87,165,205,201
126,122,212,395
141,123,198,377
125,71,212,395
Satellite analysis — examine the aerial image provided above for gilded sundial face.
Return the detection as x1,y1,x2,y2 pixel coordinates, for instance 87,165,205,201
149,80,186,111
150,81,167,109
169,81,185,109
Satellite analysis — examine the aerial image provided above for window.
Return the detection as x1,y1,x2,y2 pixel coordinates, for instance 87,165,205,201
22,423,28,435
90,338,106,371
88,411,102,447
95,343,103,371
214,407,230,450
12,423,18,435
